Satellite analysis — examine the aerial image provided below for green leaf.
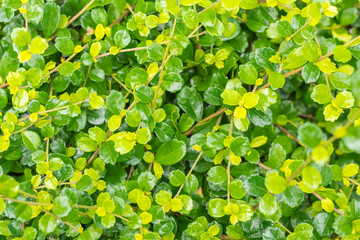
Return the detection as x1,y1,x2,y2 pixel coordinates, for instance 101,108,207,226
298,122,322,148
265,171,287,194
77,137,98,152
239,63,258,85
268,71,285,90
76,175,94,191
52,196,72,217
208,198,226,218
126,67,148,88
100,141,118,165
313,213,335,237
301,40,319,62
229,180,246,199
340,8,358,25
254,47,277,71
208,166,227,186
333,45,352,63
52,75,70,92
0,89,8,110
14,203,32,222
302,62,320,83
55,37,75,55
176,86,203,122
263,227,285,240
106,90,125,115
11,27,31,47
183,9,199,29
333,215,353,237
275,20,292,37
302,165,322,189
58,62,75,76
39,214,57,234
163,73,184,93
280,186,304,208
147,43,165,61
239,0,258,9
311,84,332,104
244,175,267,197
221,89,241,106
101,214,115,228
155,139,186,166
125,109,142,127
138,171,156,191
114,30,131,49
135,86,154,103
259,193,278,217
230,136,251,157
226,225,244,239
169,170,186,187
22,131,41,152
248,108,273,127
268,143,286,169
42,2,60,38
343,127,360,153
329,72,350,90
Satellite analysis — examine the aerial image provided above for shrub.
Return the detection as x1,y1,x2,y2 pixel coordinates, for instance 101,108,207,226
0,0,360,239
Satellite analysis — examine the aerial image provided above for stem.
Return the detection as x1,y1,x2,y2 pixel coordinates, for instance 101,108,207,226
1,197,52,206
188,24,203,38
18,190,38,199
174,152,204,198
145,49,176,85
277,222,292,234
258,162,271,171
151,13,179,110
0,83,9,88
227,114,234,205
108,5,134,28
11,115,48,135
83,63,92,87
42,209,81,233
274,123,302,146
326,108,360,143
46,138,50,163
73,204,97,209
198,0,222,14
347,177,360,186
174,115,222,198
85,131,112,168
109,212,130,222
67,0,96,27
42,45,88,80
112,75,133,94
19,98,89,122
312,192,344,215
36,182,76,189
184,108,226,136
287,156,311,182
324,74,334,100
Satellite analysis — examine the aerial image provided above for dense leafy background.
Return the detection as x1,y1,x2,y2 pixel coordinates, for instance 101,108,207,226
1,0,360,239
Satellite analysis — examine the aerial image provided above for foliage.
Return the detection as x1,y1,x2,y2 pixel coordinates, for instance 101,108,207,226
1,0,360,239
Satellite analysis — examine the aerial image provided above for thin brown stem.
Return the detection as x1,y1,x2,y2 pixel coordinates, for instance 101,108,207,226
274,123,302,146
185,108,226,136
287,156,311,182
227,114,234,205
108,5,134,28
258,162,271,171
42,209,81,232
312,192,344,215
174,152,204,198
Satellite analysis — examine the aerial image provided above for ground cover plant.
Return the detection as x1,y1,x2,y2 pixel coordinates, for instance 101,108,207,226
1,0,360,239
